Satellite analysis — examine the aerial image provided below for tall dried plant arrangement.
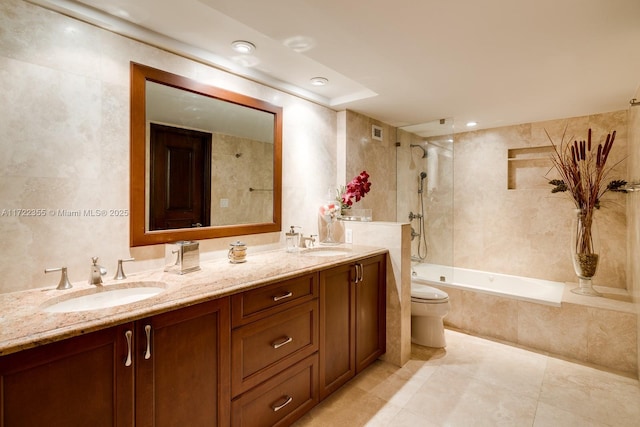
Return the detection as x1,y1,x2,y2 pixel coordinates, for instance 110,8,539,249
547,128,626,256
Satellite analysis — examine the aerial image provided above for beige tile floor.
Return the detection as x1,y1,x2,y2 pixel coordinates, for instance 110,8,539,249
294,329,640,427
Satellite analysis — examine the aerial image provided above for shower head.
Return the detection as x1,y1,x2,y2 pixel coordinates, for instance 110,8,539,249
410,144,427,158
418,171,427,193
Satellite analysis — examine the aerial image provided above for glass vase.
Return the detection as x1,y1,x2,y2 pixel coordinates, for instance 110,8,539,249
318,201,340,245
324,218,338,245
570,209,601,296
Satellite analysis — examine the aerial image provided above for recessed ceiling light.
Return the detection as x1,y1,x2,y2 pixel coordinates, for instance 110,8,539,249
466,121,478,127
231,40,255,54
310,77,328,86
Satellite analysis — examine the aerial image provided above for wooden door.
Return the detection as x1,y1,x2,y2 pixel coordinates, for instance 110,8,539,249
0,324,134,427
318,262,356,400
135,298,230,427
355,255,386,372
149,123,212,230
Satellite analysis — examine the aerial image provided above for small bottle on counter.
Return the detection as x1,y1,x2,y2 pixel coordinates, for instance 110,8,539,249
285,226,301,252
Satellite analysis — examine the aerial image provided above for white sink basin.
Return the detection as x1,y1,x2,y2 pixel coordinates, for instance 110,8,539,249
43,282,167,313
300,247,352,257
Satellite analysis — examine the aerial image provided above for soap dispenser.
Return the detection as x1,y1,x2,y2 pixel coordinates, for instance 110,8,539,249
286,226,301,252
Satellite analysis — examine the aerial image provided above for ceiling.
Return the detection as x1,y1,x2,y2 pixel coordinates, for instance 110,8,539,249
35,0,640,134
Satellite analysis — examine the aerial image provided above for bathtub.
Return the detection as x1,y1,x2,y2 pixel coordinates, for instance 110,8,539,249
411,263,564,307
410,263,639,375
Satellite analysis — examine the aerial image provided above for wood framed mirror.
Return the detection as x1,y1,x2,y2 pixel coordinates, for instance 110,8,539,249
130,62,282,246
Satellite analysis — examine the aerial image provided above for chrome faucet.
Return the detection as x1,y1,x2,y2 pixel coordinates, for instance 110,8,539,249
89,257,107,285
301,234,317,248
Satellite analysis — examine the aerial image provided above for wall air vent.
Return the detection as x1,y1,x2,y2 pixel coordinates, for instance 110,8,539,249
372,125,383,141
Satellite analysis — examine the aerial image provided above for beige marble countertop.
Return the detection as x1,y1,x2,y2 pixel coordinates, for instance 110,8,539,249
0,245,387,356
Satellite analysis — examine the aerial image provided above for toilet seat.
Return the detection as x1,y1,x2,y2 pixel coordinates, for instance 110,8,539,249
411,283,449,303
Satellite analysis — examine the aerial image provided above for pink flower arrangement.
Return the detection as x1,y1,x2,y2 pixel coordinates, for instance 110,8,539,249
337,171,372,209
319,202,340,221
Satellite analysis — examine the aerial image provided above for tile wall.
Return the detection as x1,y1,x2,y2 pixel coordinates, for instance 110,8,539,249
340,111,397,222
453,112,628,288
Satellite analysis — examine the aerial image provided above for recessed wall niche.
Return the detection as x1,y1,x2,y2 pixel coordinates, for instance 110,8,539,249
507,146,554,190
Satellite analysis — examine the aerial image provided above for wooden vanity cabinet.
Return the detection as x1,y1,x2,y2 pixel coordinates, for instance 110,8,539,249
135,297,230,427
0,252,386,426
318,254,386,400
0,323,135,427
0,298,230,427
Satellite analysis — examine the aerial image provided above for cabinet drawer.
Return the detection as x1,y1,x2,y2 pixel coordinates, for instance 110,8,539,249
232,273,317,326
231,354,318,427
231,300,318,396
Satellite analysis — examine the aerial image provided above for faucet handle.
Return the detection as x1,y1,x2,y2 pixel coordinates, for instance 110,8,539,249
114,258,135,280
45,267,73,290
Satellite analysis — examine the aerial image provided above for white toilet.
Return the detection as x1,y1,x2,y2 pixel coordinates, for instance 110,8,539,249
411,283,450,348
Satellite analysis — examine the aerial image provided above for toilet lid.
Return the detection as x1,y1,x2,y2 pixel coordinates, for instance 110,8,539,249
411,283,449,301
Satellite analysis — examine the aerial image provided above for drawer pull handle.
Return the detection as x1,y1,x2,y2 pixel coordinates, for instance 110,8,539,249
144,324,151,360
124,330,133,367
272,291,293,302
272,336,293,349
272,395,293,412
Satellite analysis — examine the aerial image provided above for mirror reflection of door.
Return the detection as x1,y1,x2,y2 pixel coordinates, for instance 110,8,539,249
149,123,212,230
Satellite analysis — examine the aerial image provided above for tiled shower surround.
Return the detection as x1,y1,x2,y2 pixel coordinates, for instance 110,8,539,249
453,112,628,289
345,110,629,289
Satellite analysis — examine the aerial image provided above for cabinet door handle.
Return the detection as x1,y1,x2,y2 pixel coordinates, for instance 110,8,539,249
272,336,293,349
354,263,363,284
272,291,293,302
144,324,152,360
124,330,133,367
272,395,293,412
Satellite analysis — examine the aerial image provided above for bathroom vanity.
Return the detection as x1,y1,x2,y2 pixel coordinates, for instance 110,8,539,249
0,247,386,427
